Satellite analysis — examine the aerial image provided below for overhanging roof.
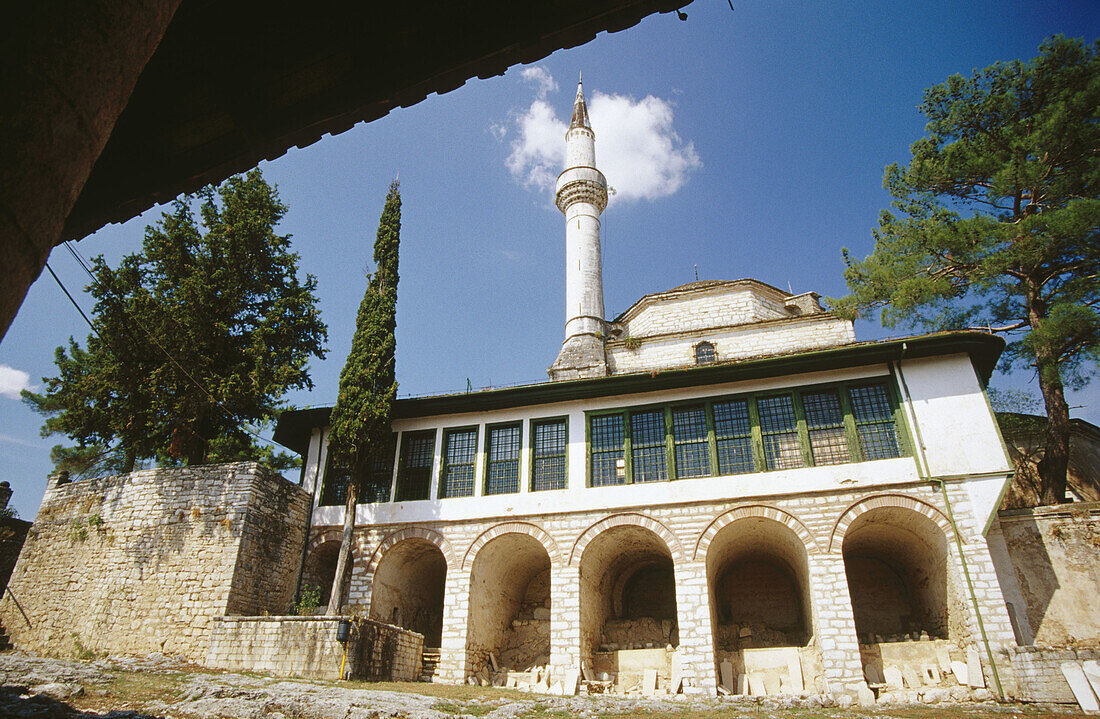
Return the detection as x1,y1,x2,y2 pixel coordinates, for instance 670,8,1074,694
274,331,1006,454
62,0,689,242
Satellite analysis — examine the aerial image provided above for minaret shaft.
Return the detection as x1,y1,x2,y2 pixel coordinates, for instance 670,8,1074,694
549,78,609,381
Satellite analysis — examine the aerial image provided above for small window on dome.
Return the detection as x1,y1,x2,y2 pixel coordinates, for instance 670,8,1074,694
695,341,717,365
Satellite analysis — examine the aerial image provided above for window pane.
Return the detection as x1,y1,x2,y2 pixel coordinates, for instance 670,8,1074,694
695,342,716,364
319,454,349,506
395,431,435,501
631,410,667,483
440,428,477,498
486,424,521,495
362,435,396,503
590,414,624,486
672,405,710,478
802,390,850,465
850,384,901,459
758,395,804,470
532,419,568,491
713,399,754,474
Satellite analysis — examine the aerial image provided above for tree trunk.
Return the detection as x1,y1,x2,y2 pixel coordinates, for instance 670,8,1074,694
326,472,359,616
1035,363,1070,505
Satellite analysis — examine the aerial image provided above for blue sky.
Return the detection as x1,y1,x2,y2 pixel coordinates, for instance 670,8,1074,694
1,1,1097,518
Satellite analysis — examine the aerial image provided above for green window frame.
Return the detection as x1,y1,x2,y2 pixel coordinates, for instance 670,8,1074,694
439,426,478,498
585,379,907,485
485,422,522,495
318,433,396,505
395,430,435,501
531,417,568,491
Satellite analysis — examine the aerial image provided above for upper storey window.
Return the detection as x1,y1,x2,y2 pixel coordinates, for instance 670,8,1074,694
586,380,906,485
695,341,717,365
532,418,568,491
319,434,395,506
395,430,435,501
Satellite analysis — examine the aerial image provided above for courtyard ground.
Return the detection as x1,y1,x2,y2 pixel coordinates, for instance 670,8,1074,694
0,652,1093,719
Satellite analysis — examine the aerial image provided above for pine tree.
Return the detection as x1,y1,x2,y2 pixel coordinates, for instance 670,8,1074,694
24,169,327,474
833,37,1100,505
324,180,401,615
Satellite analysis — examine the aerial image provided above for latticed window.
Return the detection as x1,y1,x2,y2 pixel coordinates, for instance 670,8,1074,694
590,414,625,486
849,384,902,459
361,434,396,503
758,395,804,470
485,424,521,495
440,428,477,498
695,341,717,364
672,405,710,478
631,409,668,482
802,390,850,466
395,430,435,501
319,453,350,507
532,419,567,491
713,399,755,475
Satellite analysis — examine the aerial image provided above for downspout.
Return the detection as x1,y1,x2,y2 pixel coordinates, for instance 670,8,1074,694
893,346,1004,700
293,427,325,607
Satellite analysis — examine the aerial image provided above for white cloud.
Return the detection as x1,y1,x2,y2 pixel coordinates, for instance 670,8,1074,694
503,70,700,204
0,365,35,399
520,66,558,99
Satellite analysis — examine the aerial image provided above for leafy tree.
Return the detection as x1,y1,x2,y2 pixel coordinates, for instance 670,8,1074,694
24,169,327,474
324,180,401,615
833,36,1099,505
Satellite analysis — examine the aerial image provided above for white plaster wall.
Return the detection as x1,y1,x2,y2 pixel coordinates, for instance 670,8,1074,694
623,287,786,337
310,364,925,527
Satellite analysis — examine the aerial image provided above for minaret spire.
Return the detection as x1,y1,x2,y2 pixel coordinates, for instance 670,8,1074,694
549,73,609,381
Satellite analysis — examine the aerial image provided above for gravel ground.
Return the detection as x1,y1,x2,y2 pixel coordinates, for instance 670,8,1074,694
0,652,1091,718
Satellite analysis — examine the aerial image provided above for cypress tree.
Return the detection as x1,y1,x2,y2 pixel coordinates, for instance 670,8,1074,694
325,180,401,615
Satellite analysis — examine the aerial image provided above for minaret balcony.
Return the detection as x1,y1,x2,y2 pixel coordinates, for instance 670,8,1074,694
554,166,608,213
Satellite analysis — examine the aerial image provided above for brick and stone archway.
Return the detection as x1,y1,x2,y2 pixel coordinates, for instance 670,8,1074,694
694,505,817,561
838,500,957,644
569,513,684,566
461,522,559,571
366,528,452,648
464,532,552,678
704,513,818,690
828,493,953,553
301,529,347,609
576,521,680,678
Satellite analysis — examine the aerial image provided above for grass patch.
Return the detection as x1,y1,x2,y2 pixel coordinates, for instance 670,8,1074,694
433,699,495,716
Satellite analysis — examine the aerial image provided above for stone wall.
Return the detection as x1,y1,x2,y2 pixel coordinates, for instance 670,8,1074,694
0,463,310,662
207,616,423,681
1010,646,1100,703
0,516,31,593
995,502,1100,647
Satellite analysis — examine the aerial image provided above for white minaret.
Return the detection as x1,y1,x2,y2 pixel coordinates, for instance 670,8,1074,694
548,77,609,380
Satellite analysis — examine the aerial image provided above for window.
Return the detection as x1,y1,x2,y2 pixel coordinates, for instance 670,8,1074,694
395,430,435,501
672,405,710,478
849,384,902,459
695,341,717,365
485,423,521,495
318,434,396,505
590,414,625,486
802,390,850,466
713,399,754,475
439,427,477,498
586,380,905,485
532,418,568,491
757,395,804,470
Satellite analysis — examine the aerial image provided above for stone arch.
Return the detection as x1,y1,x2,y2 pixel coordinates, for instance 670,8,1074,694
693,504,816,560
302,529,352,608
364,526,455,573
462,522,559,571
569,513,683,565
828,493,953,553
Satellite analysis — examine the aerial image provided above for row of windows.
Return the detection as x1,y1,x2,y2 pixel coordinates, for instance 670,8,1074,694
587,381,905,486
319,418,569,505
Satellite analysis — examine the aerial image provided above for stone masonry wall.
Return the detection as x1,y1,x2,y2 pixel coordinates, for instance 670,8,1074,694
0,516,31,593
0,463,309,662
996,502,1100,647
1010,646,1100,703
207,616,422,681
315,478,1016,696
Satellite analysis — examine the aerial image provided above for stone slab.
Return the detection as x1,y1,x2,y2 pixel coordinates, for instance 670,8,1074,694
1084,660,1100,702
902,666,921,689
858,683,876,707
1061,663,1099,712
966,648,985,689
864,664,884,684
883,666,903,690
787,652,803,692
747,673,766,697
642,669,658,696
720,659,734,692
951,660,968,686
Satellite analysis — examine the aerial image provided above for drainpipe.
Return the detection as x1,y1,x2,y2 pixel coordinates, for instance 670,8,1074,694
293,427,325,607
893,347,1005,700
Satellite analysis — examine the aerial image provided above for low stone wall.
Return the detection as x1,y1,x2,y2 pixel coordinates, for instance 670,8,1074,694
996,502,1100,647
1010,646,1100,703
0,463,310,662
207,616,423,681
